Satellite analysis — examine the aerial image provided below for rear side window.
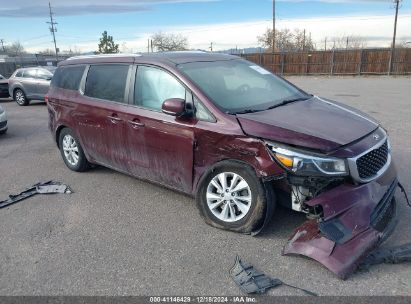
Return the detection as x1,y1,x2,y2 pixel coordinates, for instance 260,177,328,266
85,65,129,103
52,65,85,90
22,69,37,78
37,69,53,80
15,70,23,77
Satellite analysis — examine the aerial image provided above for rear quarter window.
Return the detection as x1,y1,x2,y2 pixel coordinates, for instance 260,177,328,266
51,65,85,91
84,64,129,103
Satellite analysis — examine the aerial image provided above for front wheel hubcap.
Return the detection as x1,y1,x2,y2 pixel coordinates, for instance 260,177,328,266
206,172,252,222
62,134,79,166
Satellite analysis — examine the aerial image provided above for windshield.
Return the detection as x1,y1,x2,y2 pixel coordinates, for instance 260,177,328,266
178,59,310,113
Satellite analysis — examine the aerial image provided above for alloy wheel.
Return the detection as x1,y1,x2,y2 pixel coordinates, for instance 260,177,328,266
206,172,252,222
62,134,79,166
15,90,25,105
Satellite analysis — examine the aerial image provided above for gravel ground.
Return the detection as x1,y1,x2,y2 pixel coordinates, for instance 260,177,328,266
0,76,410,296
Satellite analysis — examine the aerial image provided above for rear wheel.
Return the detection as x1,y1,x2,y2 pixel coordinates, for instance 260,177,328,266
59,128,90,172
196,161,268,233
14,89,29,106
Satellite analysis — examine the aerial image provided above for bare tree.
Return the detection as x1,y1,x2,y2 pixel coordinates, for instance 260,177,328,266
151,32,188,52
60,46,82,56
38,48,55,56
332,35,367,50
258,28,315,52
5,41,26,56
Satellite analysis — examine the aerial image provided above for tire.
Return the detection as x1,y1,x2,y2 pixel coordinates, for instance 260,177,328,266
14,89,29,106
58,128,90,172
196,161,269,234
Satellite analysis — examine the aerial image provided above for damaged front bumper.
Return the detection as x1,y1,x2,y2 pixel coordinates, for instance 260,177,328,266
282,162,399,279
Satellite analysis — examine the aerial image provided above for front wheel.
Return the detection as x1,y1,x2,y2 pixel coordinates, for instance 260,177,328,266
196,161,268,233
14,89,29,106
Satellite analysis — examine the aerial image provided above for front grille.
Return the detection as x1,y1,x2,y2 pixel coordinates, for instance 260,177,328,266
0,121,6,128
370,180,397,232
356,141,389,179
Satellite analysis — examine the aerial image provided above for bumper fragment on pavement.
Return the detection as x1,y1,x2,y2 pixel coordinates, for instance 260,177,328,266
0,180,73,209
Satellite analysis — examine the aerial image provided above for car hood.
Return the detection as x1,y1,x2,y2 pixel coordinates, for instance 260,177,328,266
236,96,379,153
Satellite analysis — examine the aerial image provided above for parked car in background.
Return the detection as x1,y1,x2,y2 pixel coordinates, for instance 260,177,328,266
0,105,7,134
0,74,9,98
8,66,56,106
48,52,398,279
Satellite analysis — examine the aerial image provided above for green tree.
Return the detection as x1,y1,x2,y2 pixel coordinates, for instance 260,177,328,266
98,31,119,54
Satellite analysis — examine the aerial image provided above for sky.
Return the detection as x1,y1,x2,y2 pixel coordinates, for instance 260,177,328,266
0,0,410,53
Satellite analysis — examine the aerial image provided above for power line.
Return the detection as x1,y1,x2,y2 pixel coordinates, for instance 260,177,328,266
47,1,59,61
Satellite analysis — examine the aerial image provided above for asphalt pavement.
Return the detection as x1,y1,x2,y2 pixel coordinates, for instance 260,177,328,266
0,76,410,296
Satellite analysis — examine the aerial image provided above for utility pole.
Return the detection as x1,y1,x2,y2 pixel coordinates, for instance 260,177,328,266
272,0,276,53
0,39,5,52
303,29,306,51
324,37,327,51
389,0,401,75
47,1,59,62
346,37,349,50
210,42,213,52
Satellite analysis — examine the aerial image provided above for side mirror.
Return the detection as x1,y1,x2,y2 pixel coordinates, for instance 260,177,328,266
162,98,186,116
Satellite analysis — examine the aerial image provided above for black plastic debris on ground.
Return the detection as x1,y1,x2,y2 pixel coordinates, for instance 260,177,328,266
229,255,317,296
360,243,411,270
0,181,73,209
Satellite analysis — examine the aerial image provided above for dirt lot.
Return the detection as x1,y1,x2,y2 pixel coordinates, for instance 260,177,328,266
0,76,410,296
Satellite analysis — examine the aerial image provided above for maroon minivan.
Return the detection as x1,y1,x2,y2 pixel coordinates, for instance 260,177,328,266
47,52,399,278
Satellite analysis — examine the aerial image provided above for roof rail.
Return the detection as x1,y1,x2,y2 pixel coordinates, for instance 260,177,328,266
67,53,142,60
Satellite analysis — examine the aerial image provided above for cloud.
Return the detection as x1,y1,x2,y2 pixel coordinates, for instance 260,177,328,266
0,0,218,18
0,5,150,18
25,13,409,53
278,0,394,2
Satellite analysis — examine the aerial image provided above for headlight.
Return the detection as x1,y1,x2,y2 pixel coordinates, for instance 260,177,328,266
268,144,348,176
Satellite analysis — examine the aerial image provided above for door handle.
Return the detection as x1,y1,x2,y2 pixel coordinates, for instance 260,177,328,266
107,115,122,123
128,119,145,128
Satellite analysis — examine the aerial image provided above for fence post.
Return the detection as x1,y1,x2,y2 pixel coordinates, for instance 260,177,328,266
331,49,335,75
358,49,363,76
281,52,285,76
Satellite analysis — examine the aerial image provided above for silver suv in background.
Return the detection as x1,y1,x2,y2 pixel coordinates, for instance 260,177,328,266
8,66,56,106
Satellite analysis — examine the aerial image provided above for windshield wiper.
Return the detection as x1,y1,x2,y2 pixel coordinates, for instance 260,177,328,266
266,96,311,110
230,109,264,115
